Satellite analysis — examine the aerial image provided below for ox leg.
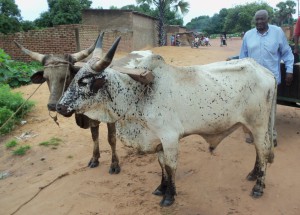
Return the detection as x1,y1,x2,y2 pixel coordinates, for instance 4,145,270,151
88,125,100,168
250,131,270,198
246,152,260,181
153,150,168,196
160,140,178,207
107,123,120,174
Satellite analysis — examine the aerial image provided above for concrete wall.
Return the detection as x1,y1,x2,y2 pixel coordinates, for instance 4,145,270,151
132,14,157,49
82,9,158,50
82,9,133,32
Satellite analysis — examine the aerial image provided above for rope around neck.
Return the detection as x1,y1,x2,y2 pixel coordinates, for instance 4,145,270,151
51,63,70,127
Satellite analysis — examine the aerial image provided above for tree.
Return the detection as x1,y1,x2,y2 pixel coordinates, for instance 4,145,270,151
136,0,189,46
0,0,21,34
20,20,37,32
186,15,210,32
35,0,92,27
223,2,274,33
273,0,296,26
122,3,183,25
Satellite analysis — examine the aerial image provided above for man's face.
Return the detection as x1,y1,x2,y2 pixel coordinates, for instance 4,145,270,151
255,14,268,32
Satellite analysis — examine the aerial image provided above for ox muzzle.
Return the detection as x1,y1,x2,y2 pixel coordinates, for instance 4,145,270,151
56,104,75,117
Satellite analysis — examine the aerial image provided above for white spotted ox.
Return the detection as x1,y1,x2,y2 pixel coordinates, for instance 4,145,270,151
57,34,277,206
14,35,120,173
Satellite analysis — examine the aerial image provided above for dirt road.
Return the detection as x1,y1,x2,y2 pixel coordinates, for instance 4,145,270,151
0,38,300,215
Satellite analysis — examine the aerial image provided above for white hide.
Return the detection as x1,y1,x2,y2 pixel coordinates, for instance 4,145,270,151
76,53,276,156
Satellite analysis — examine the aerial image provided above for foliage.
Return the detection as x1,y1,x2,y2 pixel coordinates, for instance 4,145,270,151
0,107,14,134
0,0,22,34
0,84,35,135
186,15,210,32
35,0,92,27
20,20,37,32
223,2,274,33
0,49,43,87
122,3,183,25
185,1,296,35
5,139,18,148
39,137,63,148
136,0,189,46
273,0,296,26
12,145,30,155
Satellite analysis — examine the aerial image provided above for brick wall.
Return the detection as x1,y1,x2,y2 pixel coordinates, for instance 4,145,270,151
0,10,160,62
0,24,133,62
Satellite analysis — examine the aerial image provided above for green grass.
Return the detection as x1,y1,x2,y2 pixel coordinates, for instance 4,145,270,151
12,145,31,156
39,137,63,148
5,139,18,148
0,85,35,135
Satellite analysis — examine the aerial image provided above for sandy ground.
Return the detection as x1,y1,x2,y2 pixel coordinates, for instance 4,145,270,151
0,38,300,215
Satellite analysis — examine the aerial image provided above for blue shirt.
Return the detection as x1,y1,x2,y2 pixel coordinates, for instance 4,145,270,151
239,24,294,84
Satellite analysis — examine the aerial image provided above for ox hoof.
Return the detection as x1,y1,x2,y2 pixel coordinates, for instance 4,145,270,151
152,185,166,196
251,185,264,198
160,195,175,207
88,159,99,168
109,164,121,174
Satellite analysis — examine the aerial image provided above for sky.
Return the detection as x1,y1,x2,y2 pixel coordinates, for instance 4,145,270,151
15,0,299,25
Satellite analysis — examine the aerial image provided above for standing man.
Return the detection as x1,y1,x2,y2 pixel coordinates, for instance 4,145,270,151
239,9,294,146
293,17,300,60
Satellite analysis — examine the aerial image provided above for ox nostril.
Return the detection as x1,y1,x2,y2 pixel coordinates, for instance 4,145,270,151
48,103,57,111
56,105,62,111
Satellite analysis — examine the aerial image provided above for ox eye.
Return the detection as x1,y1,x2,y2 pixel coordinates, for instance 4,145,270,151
78,77,90,86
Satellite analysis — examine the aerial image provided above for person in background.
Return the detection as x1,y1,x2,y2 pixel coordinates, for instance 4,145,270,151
293,17,300,62
170,35,175,46
239,9,294,147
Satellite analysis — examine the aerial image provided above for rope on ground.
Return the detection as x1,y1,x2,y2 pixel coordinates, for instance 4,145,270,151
10,172,69,215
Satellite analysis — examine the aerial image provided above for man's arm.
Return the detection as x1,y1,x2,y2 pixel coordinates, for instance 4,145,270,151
239,36,248,59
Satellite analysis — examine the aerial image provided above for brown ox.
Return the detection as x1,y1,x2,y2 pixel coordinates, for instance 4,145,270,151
14,35,120,173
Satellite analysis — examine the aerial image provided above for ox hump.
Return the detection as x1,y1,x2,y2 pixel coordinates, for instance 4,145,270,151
112,50,165,71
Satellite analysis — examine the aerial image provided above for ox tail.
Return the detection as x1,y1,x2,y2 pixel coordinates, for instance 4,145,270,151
267,83,277,164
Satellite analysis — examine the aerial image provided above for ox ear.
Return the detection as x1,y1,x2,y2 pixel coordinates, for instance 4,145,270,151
31,70,46,84
92,36,121,72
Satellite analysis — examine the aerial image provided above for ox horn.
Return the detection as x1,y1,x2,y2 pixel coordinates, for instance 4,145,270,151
92,32,104,58
14,41,45,62
92,36,121,72
71,33,101,62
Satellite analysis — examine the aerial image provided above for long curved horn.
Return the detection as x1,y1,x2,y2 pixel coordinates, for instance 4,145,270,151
14,41,45,62
71,33,101,62
91,36,121,72
92,32,104,58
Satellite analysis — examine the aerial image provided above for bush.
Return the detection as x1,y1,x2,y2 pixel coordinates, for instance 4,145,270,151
0,85,35,135
0,49,42,88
